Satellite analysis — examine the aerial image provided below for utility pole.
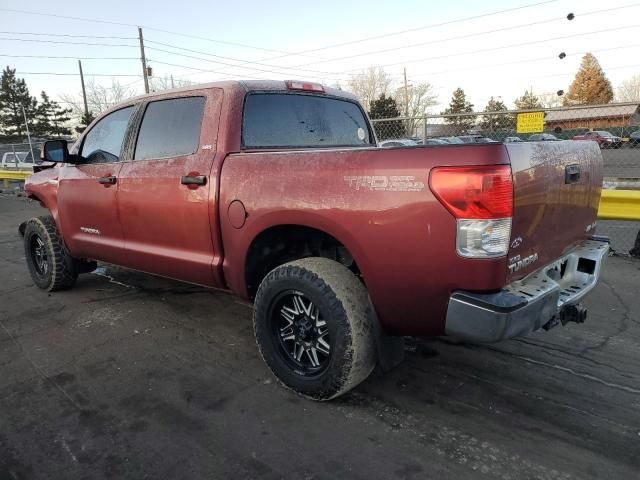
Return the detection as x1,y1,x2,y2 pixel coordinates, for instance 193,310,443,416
21,104,35,162
170,74,175,89
138,26,150,94
403,67,410,117
78,60,89,119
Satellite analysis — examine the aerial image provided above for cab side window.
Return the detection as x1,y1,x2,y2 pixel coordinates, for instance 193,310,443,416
80,106,134,164
134,97,205,161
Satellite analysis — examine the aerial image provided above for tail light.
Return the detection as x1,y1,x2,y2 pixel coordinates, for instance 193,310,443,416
430,165,513,258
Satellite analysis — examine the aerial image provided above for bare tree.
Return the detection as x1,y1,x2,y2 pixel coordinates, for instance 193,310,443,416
393,82,437,136
347,67,392,112
59,78,140,119
538,91,564,108
150,75,194,92
616,74,640,102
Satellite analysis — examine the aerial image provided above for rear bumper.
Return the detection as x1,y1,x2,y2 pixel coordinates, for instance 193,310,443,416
444,239,609,343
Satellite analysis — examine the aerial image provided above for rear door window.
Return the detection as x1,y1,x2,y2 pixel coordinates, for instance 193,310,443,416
242,93,373,149
134,97,205,160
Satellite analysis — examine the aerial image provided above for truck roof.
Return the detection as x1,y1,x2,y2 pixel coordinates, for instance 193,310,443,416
123,80,357,106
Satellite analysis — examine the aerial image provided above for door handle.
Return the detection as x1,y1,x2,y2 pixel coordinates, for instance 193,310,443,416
181,175,207,186
98,176,117,185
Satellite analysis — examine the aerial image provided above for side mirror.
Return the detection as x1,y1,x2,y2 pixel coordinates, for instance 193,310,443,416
42,140,70,163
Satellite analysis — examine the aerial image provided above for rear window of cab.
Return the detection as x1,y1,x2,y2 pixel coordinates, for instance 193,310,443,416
242,93,374,149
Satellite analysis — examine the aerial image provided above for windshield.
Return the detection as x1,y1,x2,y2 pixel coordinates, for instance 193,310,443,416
242,93,374,149
595,131,613,137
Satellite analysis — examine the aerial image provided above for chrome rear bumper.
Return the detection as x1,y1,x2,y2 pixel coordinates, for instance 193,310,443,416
444,239,609,343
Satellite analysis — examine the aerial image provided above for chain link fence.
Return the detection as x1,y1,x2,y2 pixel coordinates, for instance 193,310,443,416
371,102,640,256
371,102,640,179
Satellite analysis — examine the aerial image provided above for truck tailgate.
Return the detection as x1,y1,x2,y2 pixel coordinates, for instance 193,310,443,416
506,141,603,282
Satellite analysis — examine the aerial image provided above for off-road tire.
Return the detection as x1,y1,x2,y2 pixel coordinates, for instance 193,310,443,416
253,257,376,401
24,216,78,291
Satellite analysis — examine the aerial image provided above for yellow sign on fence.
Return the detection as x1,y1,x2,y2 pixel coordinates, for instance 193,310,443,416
516,112,544,134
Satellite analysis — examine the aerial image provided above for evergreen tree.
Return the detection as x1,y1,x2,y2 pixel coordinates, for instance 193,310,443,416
514,90,543,110
35,91,72,137
75,111,95,134
564,53,614,106
369,94,406,140
0,66,38,138
441,88,475,132
480,96,514,132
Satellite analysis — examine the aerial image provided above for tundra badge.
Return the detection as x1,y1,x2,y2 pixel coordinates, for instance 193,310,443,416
508,253,538,273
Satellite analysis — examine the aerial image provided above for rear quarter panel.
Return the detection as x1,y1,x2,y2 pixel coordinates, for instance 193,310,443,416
220,144,511,336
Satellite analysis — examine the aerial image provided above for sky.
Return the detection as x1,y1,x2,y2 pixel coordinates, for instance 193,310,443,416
1,0,639,112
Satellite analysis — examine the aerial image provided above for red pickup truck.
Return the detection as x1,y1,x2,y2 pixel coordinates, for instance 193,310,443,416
22,80,608,400
572,130,623,149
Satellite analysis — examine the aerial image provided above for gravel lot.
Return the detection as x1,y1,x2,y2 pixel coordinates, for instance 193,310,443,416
1,195,639,480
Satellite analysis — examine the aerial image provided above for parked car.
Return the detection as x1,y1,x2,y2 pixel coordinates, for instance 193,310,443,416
437,136,464,144
457,135,497,144
504,136,523,143
1,151,36,170
423,138,449,145
379,138,418,147
23,80,608,401
572,131,623,149
528,133,560,141
629,130,640,147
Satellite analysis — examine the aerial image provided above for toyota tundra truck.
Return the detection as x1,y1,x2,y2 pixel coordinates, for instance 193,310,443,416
21,80,608,400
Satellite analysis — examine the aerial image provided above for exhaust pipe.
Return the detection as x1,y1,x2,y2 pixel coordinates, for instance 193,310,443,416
559,303,587,325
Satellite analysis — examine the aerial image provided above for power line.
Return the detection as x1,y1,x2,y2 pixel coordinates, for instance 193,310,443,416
0,7,308,56
148,58,348,84
145,46,345,82
0,37,137,47
251,0,559,64
407,43,640,80
147,59,267,80
291,3,640,68
0,54,139,60
346,24,640,73
16,71,140,77
0,31,136,40
144,41,344,77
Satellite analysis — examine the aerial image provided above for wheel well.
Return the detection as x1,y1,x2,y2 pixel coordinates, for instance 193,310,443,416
245,225,360,300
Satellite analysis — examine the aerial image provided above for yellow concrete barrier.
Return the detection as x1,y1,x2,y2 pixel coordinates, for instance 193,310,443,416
0,169,32,189
598,190,640,221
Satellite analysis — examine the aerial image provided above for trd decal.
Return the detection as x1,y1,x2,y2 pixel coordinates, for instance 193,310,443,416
344,175,425,192
80,227,101,235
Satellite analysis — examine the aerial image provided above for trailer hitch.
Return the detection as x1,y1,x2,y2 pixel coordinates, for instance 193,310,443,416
543,303,587,331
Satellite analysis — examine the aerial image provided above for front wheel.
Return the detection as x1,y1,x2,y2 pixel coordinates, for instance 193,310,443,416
24,216,78,291
253,258,376,401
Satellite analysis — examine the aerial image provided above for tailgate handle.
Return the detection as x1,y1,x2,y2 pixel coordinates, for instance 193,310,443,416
565,164,580,184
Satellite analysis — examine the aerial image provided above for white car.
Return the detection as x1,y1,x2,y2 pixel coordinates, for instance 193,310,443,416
1,151,36,170
379,139,419,148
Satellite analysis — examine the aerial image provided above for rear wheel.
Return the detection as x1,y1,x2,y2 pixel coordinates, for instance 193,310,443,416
24,216,78,291
253,257,376,400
